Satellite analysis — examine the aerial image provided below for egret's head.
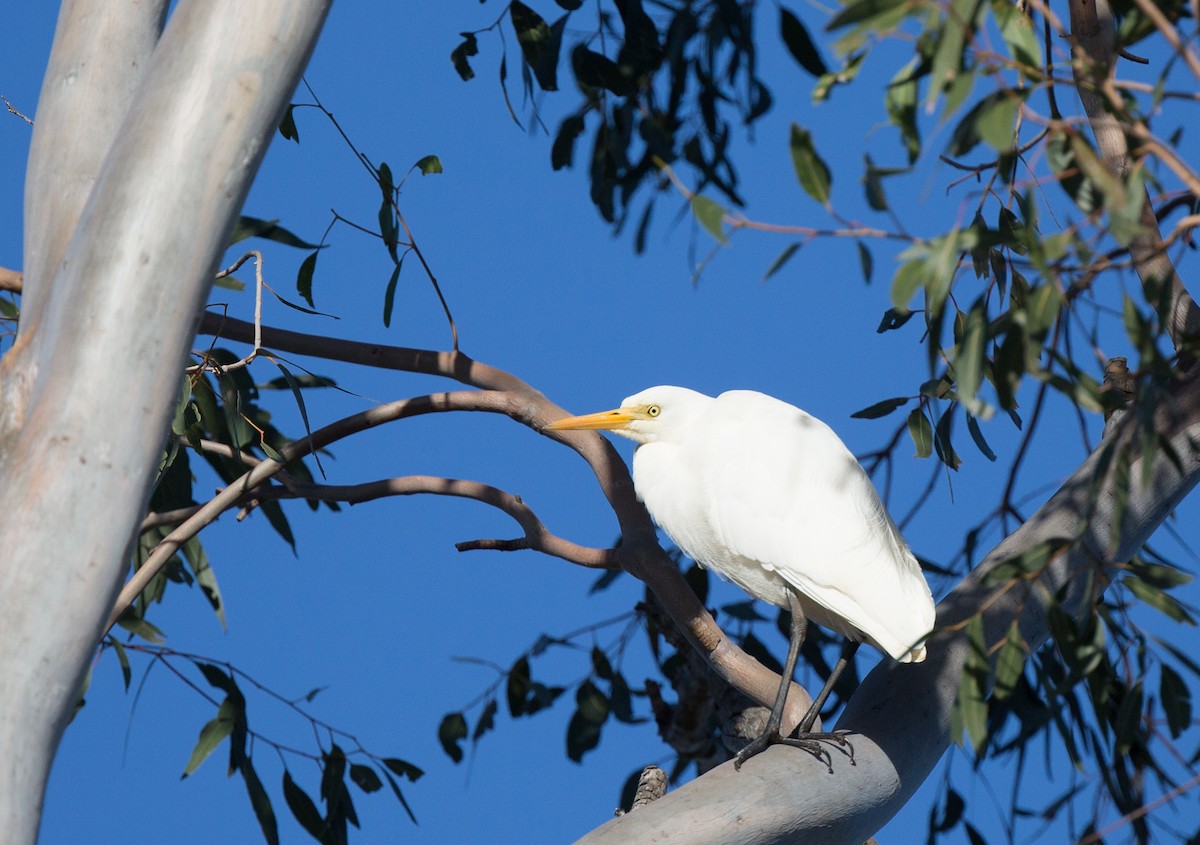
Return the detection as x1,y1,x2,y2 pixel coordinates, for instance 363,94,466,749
544,386,710,445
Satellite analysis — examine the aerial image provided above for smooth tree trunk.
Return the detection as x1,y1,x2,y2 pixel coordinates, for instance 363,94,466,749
0,2,329,841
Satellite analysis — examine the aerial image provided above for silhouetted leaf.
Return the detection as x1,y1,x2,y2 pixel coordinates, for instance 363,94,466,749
1160,664,1191,738
349,763,382,793
382,769,419,825
966,414,997,461
473,698,498,743
877,307,914,333
761,243,801,282
439,712,468,763
241,758,279,845
566,681,610,762
510,2,563,91
382,757,424,782
295,251,319,308
283,771,326,839
231,216,321,249
851,396,910,419
279,104,299,143
451,32,479,81
780,7,827,77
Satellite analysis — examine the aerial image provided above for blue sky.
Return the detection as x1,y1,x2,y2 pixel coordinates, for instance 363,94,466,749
4,3,1199,843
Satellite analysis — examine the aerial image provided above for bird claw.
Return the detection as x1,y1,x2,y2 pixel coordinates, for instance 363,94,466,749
733,729,855,773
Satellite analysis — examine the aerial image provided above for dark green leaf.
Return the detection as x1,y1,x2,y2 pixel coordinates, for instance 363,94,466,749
995,0,1041,67
966,414,997,461
877,307,914,333
114,611,166,644
382,757,424,782
933,409,962,470
241,758,279,845
953,615,989,755
212,275,244,291
857,241,874,284
907,408,933,458
609,673,642,724
107,637,132,690
1160,664,1191,738
927,0,976,107
789,124,832,205
507,656,532,717
589,568,624,594
1126,558,1193,589
438,712,468,763
576,680,610,723
382,263,402,328
181,537,226,630
451,32,479,81
382,769,419,825
278,104,299,143
954,303,987,413
721,600,768,622
1125,576,1196,624
761,243,802,282
473,698,498,743
827,0,910,31
295,250,319,309
182,699,236,777
566,681,610,763
851,396,909,419
510,2,562,91
993,620,1026,700
571,46,634,95
349,763,383,793
283,771,326,839
270,360,322,478
889,258,926,311
552,113,587,170
591,647,614,681
414,154,442,175
780,7,828,77
231,216,320,249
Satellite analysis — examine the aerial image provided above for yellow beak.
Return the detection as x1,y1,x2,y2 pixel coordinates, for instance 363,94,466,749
544,408,636,431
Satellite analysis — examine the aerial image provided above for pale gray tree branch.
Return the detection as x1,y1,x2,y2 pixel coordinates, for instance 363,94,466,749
1069,0,1200,350
18,0,168,335
0,3,330,842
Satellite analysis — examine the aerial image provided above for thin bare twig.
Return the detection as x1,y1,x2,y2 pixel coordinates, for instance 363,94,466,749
189,252,264,374
1,94,33,125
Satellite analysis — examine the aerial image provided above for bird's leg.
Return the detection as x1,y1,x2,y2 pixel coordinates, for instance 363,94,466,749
777,639,862,765
796,639,860,734
733,590,809,770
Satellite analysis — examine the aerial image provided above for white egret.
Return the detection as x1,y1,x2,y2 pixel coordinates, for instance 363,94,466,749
546,386,935,768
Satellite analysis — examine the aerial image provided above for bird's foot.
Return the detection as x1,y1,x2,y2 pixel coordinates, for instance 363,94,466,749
779,729,855,772
733,729,854,772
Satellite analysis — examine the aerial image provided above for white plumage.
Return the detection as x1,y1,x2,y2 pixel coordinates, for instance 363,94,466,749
547,385,936,766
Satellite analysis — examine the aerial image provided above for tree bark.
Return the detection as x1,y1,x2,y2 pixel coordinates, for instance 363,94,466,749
0,2,329,841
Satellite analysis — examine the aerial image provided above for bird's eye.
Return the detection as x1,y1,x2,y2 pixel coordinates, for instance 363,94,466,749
646,405,661,418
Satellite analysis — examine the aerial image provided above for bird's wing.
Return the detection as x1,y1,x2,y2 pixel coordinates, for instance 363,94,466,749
701,392,934,660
